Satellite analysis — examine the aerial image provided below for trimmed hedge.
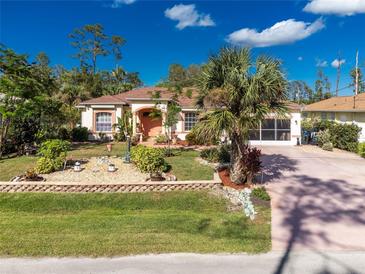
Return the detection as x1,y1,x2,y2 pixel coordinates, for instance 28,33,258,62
358,143,365,158
130,145,168,176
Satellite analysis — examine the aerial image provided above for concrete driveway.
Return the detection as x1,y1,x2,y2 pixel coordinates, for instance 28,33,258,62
259,145,365,252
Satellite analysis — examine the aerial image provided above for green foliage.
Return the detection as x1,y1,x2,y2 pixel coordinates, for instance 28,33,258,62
322,142,333,151
130,145,167,176
200,145,231,163
186,131,217,146
358,143,365,158
71,127,89,142
36,139,70,174
330,123,361,152
112,112,132,142
36,157,65,174
194,47,287,183
155,134,168,144
252,187,271,201
58,127,71,140
306,119,361,153
317,129,331,147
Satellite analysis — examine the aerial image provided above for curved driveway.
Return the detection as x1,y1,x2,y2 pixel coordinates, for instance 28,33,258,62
259,145,365,252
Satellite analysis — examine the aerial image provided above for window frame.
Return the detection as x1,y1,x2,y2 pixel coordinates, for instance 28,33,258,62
95,112,113,132
248,118,291,141
184,112,197,132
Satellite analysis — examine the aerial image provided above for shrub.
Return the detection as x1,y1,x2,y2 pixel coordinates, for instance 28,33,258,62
58,127,71,140
358,143,365,158
130,145,167,177
36,139,70,174
317,129,331,147
155,134,168,144
330,123,360,152
200,148,220,162
200,145,231,163
71,127,89,142
113,132,126,142
185,131,217,146
322,142,333,151
240,145,262,183
252,187,270,201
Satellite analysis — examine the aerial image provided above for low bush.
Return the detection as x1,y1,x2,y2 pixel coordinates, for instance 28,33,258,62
200,144,231,163
358,143,365,158
322,142,333,151
331,123,361,152
240,145,262,184
252,187,270,201
200,148,220,162
57,127,71,140
71,127,89,142
36,139,70,174
317,129,331,147
131,145,167,177
185,131,218,146
155,134,168,144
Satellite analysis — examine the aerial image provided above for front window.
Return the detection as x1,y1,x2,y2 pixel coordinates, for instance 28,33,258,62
96,112,112,132
321,112,327,120
184,112,197,131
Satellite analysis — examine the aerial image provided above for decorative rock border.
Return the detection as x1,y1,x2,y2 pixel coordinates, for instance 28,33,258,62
0,180,221,193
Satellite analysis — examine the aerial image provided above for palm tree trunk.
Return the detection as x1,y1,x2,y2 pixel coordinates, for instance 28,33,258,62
229,132,246,184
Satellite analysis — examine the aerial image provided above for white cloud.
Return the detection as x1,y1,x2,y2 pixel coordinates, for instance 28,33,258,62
164,4,215,30
316,59,328,67
112,0,136,8
226,18,325,47
298,56,303,61
331,59,346,68
304,0,365,16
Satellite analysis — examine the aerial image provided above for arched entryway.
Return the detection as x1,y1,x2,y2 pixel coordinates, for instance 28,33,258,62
138,108,163,137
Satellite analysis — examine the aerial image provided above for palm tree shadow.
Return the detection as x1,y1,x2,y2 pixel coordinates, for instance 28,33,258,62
273,175,365,274
257,153,298,184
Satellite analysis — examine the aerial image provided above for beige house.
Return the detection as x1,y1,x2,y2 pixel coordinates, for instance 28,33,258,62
303,93,365,142
77,86,302,145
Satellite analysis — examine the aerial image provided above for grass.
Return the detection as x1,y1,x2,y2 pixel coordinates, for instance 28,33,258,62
0,156,37,181
0,145,213,181
0,191,271,256
166,149,214,180
68,142,127,158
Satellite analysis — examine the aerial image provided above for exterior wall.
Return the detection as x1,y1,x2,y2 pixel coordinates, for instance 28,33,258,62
175,109,197,140
80,105,122,141
248,112,301,146
303,111,365,142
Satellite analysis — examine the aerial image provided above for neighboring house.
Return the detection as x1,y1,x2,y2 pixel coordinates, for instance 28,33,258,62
77,86,302,145
303,93,365,142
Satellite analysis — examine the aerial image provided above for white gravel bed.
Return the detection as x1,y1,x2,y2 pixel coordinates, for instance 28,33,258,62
42,157,148,184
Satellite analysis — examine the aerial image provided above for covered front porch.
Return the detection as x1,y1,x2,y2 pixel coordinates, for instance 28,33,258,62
132,106,167,140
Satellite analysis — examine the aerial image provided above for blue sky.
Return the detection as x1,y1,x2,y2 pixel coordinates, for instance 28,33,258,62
1,0,364,95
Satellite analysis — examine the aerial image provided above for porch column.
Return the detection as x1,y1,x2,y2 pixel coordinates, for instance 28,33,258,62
161,111,167,135
132,111,137,135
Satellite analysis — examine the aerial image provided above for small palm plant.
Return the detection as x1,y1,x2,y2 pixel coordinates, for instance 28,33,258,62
194,47,288,184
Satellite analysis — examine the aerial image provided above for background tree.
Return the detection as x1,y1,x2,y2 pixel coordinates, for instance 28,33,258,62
350,67,365,94
288,80,315,104
194,47,288,183
69,23,125,74
0,46,60,157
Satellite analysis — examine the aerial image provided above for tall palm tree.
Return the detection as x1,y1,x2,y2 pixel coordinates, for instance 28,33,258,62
194,47,288,184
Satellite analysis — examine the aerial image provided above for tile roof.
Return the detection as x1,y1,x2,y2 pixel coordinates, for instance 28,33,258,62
304,93,365,112
78,86,301,111
79,87,198,108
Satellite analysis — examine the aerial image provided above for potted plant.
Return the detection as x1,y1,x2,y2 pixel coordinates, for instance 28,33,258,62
106,143,113,152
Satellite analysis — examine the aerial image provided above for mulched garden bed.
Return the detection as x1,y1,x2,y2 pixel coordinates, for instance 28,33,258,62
217,167,251,190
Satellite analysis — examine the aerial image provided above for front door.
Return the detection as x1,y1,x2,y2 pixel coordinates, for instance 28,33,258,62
139,111,162,137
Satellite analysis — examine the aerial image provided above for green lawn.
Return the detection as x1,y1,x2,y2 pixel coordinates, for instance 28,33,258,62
0,191,271,256
0,156,37,181
166,150,214,180
0,142,127,181
0,144,213,181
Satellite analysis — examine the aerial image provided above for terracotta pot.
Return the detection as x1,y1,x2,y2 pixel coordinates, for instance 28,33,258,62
106,143,113,152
